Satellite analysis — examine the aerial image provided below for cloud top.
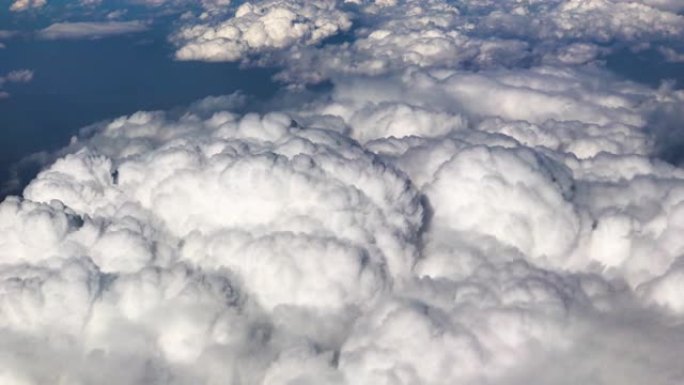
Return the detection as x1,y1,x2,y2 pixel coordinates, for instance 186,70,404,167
4,0,684,384
173,0,352,62
169,0,684,84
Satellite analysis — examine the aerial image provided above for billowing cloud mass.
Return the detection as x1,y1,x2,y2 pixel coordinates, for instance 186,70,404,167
4,0,684,384
170,0,684,83
36,21,150,40
173,0,352,62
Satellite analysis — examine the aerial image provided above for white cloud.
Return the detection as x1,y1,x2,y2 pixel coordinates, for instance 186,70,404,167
167,0,684,84
36,21,149,40
172,0,352,61
9,0,46,12
2,63,684,382
5,0,684,383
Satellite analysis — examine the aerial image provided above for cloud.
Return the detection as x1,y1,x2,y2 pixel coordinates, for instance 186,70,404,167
290,66,684,289
0,31,17,49
168,0,684,84
8,0,229,13
659,46,684,63
9,0,46,12
0,106,420,383
0,69,34,99
3,61,684,382
5,70,34,83
36,21,150,40
172,0,352,62
0,30,17,39
5,0,684,384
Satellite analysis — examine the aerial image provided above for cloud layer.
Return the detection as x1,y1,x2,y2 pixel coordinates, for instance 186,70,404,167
170,0,684,84
4,65,684,383
4,0,684,384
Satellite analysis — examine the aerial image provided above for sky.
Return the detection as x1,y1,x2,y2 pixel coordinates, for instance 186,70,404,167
0,6,279,197
2,1,684,385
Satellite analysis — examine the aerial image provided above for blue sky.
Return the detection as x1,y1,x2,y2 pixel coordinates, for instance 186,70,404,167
0,6,281,195
2,0,683,197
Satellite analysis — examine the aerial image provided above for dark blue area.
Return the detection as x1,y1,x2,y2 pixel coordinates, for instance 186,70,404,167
606,48,684,88
0,21,280,198
606,49,684,166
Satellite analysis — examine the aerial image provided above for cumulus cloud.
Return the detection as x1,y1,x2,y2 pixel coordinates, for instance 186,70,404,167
36,21,150,40
172,0,352,62
3,61,684,382
5,0,684,384
168,0,684,83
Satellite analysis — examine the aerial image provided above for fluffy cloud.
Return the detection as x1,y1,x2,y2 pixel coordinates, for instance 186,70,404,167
172,0,352,61
5,0,684,383
4,61,684,382
289,66,684,293
0,105,419,383
169,0,684,83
